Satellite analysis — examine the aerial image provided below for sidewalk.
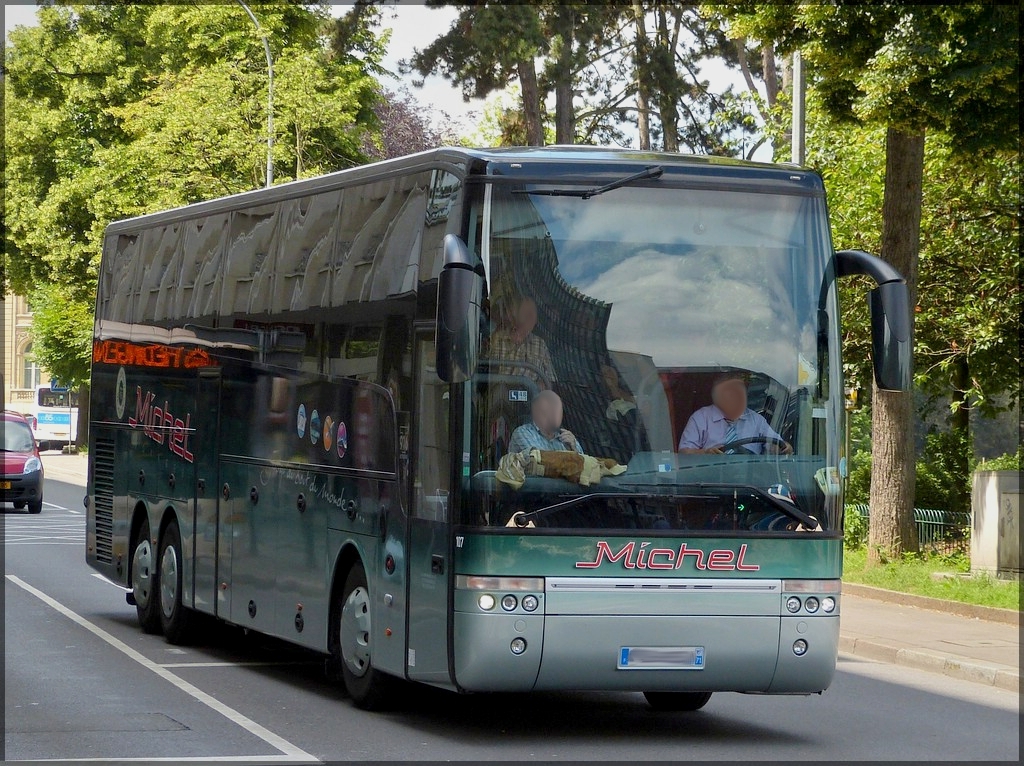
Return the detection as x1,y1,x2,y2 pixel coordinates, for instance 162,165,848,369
38,451,1019,692
41,450,89,485
839,589,1019,692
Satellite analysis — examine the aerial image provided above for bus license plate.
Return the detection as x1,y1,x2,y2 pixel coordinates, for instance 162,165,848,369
618,646,705,670
1,481,11,490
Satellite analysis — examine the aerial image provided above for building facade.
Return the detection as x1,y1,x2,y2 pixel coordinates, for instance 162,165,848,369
2,293,45,415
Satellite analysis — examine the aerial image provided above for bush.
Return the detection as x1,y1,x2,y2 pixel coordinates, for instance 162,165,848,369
845,428,972,514
975,445,1023,472
843,506,869,549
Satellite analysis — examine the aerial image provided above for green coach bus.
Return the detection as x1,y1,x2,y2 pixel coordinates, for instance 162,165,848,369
86,146,910,711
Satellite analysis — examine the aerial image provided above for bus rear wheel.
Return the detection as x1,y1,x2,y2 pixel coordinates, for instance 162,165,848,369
333,562,394,710
131,518,162,634
158,520,193,644
643,691,713,711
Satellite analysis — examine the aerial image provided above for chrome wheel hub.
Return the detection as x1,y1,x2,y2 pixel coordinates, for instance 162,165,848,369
159,543,179,619
340,585,372,677
131,538,154,610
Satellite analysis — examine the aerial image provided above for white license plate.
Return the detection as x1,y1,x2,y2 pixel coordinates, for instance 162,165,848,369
618,646,705,670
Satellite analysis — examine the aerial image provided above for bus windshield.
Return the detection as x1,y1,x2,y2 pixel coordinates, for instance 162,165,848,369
463,179,844,534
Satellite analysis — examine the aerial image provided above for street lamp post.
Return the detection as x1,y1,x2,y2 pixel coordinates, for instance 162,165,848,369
237,0,274,187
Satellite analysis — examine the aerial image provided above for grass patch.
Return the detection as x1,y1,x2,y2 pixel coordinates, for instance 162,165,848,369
842,548,1020,611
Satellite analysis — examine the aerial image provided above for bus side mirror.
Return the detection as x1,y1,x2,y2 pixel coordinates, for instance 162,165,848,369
834,249,912,392
869,281,911,392
435,234,484,384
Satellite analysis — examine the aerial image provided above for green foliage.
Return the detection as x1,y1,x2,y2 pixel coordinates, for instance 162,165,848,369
843,506,869,550
28,284,93,389
976,446,1024,473
843,548,1019,611
707,4,1019,153
847,427,974,515
3,3,384,299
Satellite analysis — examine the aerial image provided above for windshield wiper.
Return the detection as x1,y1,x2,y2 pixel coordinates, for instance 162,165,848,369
511,491,667,527
510,484,819,531
697,483,819,531
512,165,664,200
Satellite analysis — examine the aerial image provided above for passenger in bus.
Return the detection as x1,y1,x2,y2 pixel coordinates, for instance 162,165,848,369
485,294,556,389
678,371,792,455
508,390,584,455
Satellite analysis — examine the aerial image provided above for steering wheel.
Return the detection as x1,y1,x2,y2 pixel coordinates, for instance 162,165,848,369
717,436,791,455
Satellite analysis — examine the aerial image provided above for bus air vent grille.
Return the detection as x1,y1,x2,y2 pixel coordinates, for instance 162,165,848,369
93,433,116,563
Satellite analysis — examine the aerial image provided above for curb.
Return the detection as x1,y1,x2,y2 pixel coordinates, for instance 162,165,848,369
842,582,1020,625
838,635,1020,693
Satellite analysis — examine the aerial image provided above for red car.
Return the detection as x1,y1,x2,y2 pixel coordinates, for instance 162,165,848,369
2,410,44,514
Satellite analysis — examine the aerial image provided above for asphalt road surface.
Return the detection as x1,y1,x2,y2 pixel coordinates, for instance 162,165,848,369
4,476,1019,763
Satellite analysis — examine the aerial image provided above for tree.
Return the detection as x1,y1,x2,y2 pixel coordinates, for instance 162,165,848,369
28,284,93,391
4,3,387,394
404,3,548,145
710,3,1020,562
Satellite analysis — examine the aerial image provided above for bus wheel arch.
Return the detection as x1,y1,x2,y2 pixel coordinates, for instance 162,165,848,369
326,544,361,685
129,502,161,635
327,547,395,709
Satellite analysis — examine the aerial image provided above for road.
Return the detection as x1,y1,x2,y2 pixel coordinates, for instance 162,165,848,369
4,475,1019,763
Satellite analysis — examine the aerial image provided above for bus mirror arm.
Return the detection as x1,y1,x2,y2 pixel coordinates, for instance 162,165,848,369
834,249,912,392
436,234,484,384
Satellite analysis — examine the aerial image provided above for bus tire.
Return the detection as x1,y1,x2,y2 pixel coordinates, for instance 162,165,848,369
643,691,713,711
334,562,393,710
157,520,193,645
131,518,162,635
28,498,42,514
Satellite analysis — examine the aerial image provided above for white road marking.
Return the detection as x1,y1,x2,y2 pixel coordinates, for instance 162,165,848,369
20,758,313,763
90,572,129,590
161,661,321,669
6,574,319,763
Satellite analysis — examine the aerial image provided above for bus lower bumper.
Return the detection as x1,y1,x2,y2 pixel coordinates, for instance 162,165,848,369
453,612,839,694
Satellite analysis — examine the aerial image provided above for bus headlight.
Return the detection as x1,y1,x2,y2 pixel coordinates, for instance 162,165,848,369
478,594,496,611
793,639,808,656
501,595,518,611
521,595,539,612
510,638,527,655
786,596,801,613
821,596,836,613
804,596,820,613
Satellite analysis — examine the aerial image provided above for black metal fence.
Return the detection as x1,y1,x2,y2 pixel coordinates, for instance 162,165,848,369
846,504,972,555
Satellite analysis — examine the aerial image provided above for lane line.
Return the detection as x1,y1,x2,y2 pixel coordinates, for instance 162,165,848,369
6,574,319,763
15,757,313,763
91,572,129,590
161,661,321,669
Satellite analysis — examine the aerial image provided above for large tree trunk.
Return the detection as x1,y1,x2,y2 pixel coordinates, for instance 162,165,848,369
517,59,544,146
552,7,576,145
632,0,651,150
868,127,924,563
654,7,678,151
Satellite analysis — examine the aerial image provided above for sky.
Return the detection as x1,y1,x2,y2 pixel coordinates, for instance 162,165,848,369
4,2,770,157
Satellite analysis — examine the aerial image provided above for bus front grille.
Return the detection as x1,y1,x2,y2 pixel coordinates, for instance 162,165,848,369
93,433,116,564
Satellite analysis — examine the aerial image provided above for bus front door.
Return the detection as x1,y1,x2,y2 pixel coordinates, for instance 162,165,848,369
405,334,453,685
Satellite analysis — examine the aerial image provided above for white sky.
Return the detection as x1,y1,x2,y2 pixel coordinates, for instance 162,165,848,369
4,2,770,157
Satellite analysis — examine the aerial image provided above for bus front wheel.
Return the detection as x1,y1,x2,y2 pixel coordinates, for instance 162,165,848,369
643,691,713,712
158,520,193,644
334,562,393,710
131,518,162,635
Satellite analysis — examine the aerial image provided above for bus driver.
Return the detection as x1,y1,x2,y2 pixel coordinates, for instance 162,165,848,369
678,371,792,455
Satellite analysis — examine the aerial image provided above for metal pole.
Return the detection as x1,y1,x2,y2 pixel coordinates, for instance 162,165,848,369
237,0,274,187
792,49,806,165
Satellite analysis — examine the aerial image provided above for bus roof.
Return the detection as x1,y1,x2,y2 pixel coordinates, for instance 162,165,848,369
104,146,822,235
